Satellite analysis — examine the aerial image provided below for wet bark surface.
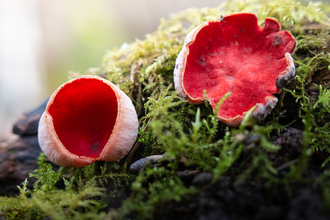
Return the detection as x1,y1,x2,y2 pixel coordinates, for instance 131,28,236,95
0,136,40,195
0,99,50,196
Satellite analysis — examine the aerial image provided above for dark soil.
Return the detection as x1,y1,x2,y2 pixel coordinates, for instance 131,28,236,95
0,99,57,196
155,177,329,220
152,128,330,220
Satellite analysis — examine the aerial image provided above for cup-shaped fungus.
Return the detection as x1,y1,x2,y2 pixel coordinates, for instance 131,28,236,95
174,13,297,127
38,75,139,167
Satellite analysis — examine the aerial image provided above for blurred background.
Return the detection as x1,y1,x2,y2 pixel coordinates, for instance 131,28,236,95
0,0,225,142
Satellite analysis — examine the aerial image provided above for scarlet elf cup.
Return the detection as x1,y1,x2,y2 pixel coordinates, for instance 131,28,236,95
38,75,138,167
174,12,297,127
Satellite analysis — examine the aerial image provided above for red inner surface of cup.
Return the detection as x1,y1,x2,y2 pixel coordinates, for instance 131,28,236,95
49,78,118,159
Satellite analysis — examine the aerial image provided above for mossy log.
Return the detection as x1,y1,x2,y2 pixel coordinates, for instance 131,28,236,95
1,1,330,219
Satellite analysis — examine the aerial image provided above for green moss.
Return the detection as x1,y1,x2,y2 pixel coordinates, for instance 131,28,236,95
1,0,330,219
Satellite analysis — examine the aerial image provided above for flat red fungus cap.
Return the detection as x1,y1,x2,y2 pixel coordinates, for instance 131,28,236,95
38,75,138,167
174,13,297,127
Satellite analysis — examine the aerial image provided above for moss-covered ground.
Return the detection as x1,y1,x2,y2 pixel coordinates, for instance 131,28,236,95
1,0,330,219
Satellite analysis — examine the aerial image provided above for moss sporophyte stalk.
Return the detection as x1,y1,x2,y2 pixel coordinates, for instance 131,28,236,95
1,0,330,219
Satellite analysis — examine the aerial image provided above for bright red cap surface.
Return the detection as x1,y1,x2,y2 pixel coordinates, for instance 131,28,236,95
174,13,297,127
38,75,139,167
